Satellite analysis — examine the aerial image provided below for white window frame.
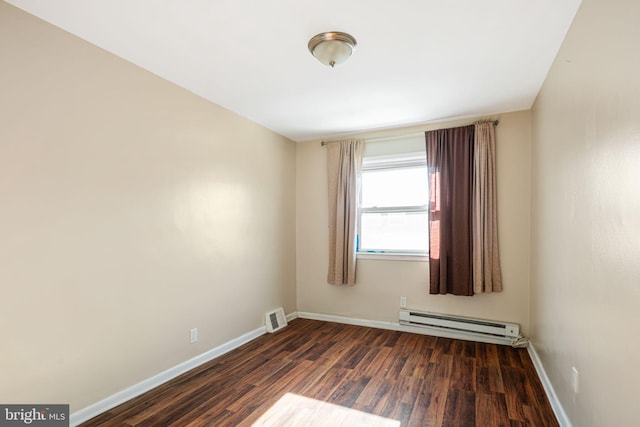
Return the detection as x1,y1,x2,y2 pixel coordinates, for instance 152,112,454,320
357,153,429,260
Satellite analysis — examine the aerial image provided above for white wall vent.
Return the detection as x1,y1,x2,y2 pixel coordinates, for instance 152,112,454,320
265,308,287,333
399,309,521,344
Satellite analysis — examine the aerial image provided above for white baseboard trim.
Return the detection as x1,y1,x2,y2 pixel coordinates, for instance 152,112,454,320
72,311,301,425
296,311,515,346
300,312,571,425
70,325,267,426
71,311,566,427
297,311,398,330
527,342,573,427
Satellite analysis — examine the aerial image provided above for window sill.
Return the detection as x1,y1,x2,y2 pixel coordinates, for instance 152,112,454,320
357,252,428,262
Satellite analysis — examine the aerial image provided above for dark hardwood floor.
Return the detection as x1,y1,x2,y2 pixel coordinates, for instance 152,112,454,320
81,318,558,426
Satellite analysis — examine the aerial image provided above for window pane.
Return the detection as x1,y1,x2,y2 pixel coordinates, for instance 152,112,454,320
361,167,428,208
360,212,428,252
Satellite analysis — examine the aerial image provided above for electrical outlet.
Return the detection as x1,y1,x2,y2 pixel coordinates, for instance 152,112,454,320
400,296,407,308
572,366,579,394
190,328,198,344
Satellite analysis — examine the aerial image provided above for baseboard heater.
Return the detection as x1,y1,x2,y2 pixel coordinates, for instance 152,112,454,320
399,309,522,346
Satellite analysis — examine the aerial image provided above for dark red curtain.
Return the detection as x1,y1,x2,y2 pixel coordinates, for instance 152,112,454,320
425,125,475,296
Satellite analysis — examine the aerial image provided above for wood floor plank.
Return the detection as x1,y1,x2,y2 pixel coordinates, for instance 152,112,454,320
476,392,510,427
166,383,255,427
399,349,432,379
414,360,452,427
405,378,439,427
293,340,335,362
332,343,371,369
476,341,501,368
477,365,505,394
462,340,476,358
449,356,476,392
353,375,393,409
80,319,559,427
358,345,393,377
429,353,454,379
435,337,456,356
299,367,349,400
384,353,409,380
497,345,522,368
227,360,313,412
373,379,406,419
442,388,476,427
391,376,423,425
500,366,530,422
327,375,371,407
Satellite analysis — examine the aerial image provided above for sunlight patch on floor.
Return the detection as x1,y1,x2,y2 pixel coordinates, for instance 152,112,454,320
251,393,401,427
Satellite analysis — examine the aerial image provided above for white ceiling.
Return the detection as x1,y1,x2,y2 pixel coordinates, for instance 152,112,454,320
6,0,581,142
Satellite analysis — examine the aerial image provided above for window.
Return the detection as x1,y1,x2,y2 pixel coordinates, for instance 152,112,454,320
357,137,428,257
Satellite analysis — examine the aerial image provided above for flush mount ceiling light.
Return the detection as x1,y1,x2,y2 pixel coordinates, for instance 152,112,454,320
308,31,357,68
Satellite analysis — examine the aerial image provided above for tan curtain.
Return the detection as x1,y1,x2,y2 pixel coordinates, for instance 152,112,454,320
326,139,363,285
425,126,475,296
472,122,502,293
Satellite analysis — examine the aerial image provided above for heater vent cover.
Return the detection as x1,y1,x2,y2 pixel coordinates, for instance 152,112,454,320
265,308,287,333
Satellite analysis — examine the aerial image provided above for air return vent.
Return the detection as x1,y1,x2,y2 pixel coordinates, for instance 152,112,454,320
265,308,287,333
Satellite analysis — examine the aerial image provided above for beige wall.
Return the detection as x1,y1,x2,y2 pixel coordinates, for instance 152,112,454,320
10,0,639,424
530,0,640,425
296,110,532,333
0,3,296,412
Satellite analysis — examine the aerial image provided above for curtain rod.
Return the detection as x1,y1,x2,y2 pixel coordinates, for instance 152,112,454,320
320,120,498,146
